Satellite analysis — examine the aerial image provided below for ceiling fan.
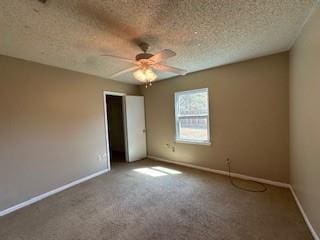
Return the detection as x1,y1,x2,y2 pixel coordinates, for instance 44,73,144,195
102,42,188,87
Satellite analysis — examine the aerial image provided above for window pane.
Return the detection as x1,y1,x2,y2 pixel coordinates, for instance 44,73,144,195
175,88,210,143
178,90,208,116
178,117,208,141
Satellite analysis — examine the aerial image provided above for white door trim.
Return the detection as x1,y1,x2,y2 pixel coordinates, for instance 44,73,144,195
104,91,126,96
103,91,128,170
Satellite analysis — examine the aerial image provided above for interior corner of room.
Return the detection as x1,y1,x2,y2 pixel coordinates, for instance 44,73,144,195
0,1,319,239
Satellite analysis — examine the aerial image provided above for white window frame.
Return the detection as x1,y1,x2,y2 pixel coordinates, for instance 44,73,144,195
174,88,211,145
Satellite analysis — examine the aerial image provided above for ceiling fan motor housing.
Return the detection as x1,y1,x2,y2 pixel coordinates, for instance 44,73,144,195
135,53,153,61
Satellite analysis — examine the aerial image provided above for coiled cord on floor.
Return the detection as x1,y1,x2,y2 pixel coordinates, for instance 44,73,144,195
227,159,267,193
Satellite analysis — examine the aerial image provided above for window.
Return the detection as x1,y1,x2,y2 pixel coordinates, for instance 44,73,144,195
175,88,210,145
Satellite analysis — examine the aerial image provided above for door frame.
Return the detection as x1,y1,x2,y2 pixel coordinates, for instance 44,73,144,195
103,91,129,170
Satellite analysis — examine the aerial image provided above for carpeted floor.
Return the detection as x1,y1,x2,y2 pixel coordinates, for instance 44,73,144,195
0,159,313,240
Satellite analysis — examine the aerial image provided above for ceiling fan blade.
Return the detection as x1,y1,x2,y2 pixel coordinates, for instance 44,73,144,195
152,64,188,75
111,66,139,78
149,49,176,63
101,54,136,63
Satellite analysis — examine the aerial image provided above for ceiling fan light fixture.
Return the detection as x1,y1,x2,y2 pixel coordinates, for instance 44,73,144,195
133,67,157,83
145,68,157,81
133,69,146,82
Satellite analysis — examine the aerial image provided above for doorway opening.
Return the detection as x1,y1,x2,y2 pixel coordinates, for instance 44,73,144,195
105,94,127,166
103,91,147,170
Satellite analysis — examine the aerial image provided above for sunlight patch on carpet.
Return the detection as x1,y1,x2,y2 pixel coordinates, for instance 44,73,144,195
133,166,182,177
152,166,182,175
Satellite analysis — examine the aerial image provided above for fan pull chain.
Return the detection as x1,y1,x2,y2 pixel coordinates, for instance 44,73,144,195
145,80,153,88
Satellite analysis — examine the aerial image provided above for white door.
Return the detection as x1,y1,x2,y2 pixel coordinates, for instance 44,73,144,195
124,96,147,162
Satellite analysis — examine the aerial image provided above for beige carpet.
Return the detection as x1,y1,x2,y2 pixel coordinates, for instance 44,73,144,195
0,159,313,240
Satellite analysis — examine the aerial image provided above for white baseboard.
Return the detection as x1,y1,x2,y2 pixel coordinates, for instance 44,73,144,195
0,168,110,217
148,155,290,188
290,186,319,240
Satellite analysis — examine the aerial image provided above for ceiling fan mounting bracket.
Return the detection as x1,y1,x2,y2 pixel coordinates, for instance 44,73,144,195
138,42,150,53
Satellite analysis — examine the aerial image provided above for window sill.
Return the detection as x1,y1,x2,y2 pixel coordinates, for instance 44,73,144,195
175,140,212,146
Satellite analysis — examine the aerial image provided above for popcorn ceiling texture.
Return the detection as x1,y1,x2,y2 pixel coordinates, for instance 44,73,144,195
0,0,317,84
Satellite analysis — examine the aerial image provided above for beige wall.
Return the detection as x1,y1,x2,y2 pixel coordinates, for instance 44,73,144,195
0,55,140,211
142,53,289,183
290,5,320,236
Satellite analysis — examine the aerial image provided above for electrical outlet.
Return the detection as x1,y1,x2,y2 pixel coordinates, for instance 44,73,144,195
166,143,175,152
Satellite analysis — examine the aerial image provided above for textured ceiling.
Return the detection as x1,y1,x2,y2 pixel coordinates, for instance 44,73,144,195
0,0,317,84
